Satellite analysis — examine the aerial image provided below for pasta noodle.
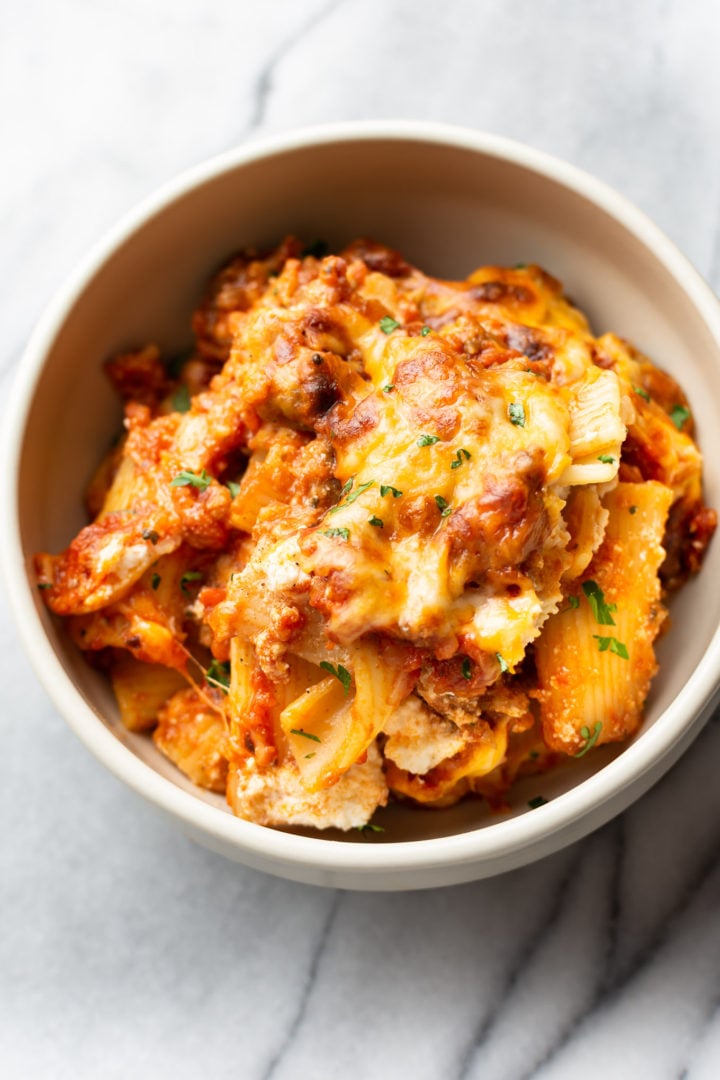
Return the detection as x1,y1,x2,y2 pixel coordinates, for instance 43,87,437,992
35,238,715,830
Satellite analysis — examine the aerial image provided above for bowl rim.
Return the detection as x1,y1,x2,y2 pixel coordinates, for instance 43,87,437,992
4,119,720,878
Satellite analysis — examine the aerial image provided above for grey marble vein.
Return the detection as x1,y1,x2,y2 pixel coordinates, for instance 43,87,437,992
456,846,585,1079
261,890,341,1079
242,0,347,137
3,2,720,1078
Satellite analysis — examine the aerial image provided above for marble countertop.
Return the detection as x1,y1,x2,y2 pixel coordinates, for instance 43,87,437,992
3,2,720,1076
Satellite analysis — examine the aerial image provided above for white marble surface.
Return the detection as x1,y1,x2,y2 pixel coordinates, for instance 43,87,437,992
2,2,720,1076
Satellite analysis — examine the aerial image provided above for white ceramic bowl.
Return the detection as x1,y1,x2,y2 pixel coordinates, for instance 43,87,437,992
5,122,720,890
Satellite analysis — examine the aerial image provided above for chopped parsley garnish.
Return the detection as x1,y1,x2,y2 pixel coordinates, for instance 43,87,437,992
322,527,350,541
329,479,375,514
37,582,52,590
379,316,401,334
629,505,638,515
593,635,629,659
380,484,403,498
180,570,203,595
567,595,580,610
528,795,548,809
151,572,161,590
368,516,384,528
171,468,211,492
508,402,526,427
435,495,452,517
669,404,690,430
172,384,191,413
496,652,509,673
420,326,431,336
417,434,440,447
451,448,472,470
142,529,159,544
382,384,395,393
633,385,651,402
575,721,603,757
305,752,316,759
514,262,527,269
226,481,240,499
582,580,617,626
206,659,230,693
597,454,615,464
461,657,472,680
357,823,385,834
290,728,321,743
344,480,374,504
301,239,328,259
319,662,352,693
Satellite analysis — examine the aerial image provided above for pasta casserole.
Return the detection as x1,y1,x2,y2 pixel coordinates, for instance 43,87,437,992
35,238,716,831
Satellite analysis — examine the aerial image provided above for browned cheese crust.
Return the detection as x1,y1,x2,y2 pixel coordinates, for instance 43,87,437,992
35,238,715,829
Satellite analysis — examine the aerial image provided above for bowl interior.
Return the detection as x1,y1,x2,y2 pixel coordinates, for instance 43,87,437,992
16,133,720,844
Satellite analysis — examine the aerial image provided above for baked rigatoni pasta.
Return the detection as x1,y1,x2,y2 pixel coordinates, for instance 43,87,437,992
35,238,715,830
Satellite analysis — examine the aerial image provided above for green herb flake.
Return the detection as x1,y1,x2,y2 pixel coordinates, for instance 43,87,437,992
328,479,375,514
529,749,540,760
357,823,385,835
593,635,629,659
206,658,231,693
142,529,160,544
575,721,603,758
514,262,528,269
634,385,651,402
345,480,375,505
496,652,509,673
226,481,240,500
290,728,322,743
528,795,548,809
435,495,452,517
170,468,211,492
322,527,350,541
368,516,384,528
451,448,472,470
597,454,616,464
151,572,161,591
417,434,440,447
382,384,395,393
567,595,580,610
380,484,403,498
37,582,52,590
379,316,401,334
669,404,690,430
172,384,191,413
461,657,473,680
508,402,526,427
319,661,353,693
420,326,431,336
629,505,638,515
582,580,617,626
180,570,203,595
304,752,316,759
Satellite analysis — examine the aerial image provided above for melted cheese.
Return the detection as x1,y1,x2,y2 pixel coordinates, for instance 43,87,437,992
37,238,713,829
